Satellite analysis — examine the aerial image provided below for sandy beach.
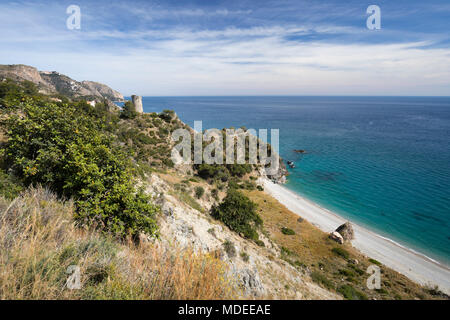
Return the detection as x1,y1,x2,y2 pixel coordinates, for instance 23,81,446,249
263,179,450,295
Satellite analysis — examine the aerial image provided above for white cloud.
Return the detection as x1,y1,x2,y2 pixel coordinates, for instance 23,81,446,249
0,2,449,96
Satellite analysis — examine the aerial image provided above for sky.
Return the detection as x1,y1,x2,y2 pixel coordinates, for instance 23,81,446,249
0,0,449,96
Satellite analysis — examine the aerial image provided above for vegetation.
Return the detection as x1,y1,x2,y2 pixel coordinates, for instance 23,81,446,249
332,247,350,260
223,239,236,258
120,100,137,119
311,271,334,290
194,186,205,199
1,97,158,238
211,189,262,240
281,227,296,235
240,251,250,262
0,188,237,299
243,188,447,300
337,284,368,300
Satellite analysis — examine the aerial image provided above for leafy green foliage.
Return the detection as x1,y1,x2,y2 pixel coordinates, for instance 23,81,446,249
0,170,23,199
311,271,334,290
211,188,262,240
120,101,137,119
281,227,295,235
337,284,368,300
222,239,236,258
159,109,175,122
1,99,158,238
0,79,40,107
332,247,350,260
194,186,204,199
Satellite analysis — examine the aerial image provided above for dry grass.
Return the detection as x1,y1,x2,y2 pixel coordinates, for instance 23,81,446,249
244,189,449,300
0,187,238,300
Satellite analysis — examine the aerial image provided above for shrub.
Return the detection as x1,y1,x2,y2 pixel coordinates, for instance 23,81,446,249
194,186,205,199
196,164,229,181
311,271,334,290
211,189,262,240
0,188,236,300
337,284,368,300
368,258,382,266
332,247,350,259
240,251,249,262
254,239,265,247
226,164,252,177
120,101,137,119
211,188,219,200
159,109,175,122
256,185,264,191
0,170,23,199
1,100,158,238
223,240,236,258
281,227,295,235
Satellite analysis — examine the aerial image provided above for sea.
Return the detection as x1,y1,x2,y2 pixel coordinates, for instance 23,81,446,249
128,96,450,266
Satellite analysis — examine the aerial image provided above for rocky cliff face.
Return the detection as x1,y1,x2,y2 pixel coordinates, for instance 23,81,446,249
0,64,124,102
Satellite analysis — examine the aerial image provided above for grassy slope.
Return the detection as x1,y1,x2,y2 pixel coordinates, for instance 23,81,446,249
0,187,237,300
244,189,448,300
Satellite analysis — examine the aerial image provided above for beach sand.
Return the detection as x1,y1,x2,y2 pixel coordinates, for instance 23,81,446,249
263,178,450,295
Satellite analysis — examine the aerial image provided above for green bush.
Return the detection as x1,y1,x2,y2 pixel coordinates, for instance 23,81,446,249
120,101,137,119
223,240,236,258
211,189,262,240
1,99,158,238
196,164,229,181
240,251,250,262
0,170,23,199
311,271,334,290
332,247,350,259
194,186,205,199
337,284,368,300
281,227,295,235
368,258,382,266
159,109,175,122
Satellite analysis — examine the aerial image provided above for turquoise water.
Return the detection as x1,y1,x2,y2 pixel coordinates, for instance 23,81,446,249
137,96,450,265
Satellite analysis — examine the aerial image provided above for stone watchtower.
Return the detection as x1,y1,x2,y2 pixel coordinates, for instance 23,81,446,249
131,95,143,113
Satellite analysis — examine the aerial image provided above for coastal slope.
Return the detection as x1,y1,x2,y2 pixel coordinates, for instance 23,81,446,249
263,179,450,295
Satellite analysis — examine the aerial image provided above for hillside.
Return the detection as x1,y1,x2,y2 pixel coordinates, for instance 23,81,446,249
0,64,123,103
0,74,447,300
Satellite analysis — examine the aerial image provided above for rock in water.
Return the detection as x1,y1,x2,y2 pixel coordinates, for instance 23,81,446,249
329,231,344,244
335,222,354,241
131,95,143,113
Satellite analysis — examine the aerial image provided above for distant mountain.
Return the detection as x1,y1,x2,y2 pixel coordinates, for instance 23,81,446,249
0,64,124,102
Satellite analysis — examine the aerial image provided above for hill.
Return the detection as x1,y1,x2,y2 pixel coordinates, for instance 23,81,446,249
0,64,123,103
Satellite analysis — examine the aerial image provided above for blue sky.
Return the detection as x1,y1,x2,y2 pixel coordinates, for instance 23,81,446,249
0,0,449,95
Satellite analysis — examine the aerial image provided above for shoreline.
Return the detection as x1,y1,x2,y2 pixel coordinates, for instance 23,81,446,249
263,178,450,294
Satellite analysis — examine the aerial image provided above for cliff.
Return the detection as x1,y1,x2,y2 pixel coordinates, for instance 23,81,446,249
0,64,124,102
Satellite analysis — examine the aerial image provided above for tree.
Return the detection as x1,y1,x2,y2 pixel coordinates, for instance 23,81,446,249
211,189,262,240
1,99,158,238
195,186,205,199
120,101,137,119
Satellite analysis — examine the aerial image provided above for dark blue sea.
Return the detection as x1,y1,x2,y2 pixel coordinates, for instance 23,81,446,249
133,96,450,266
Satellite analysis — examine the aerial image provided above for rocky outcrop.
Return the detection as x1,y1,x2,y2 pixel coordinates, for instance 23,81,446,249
335,222,354,241
329,231,344,244
145,173,339,299
131,95,143,113
265,158,288,184
81,81,124,102
0,64,124,103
